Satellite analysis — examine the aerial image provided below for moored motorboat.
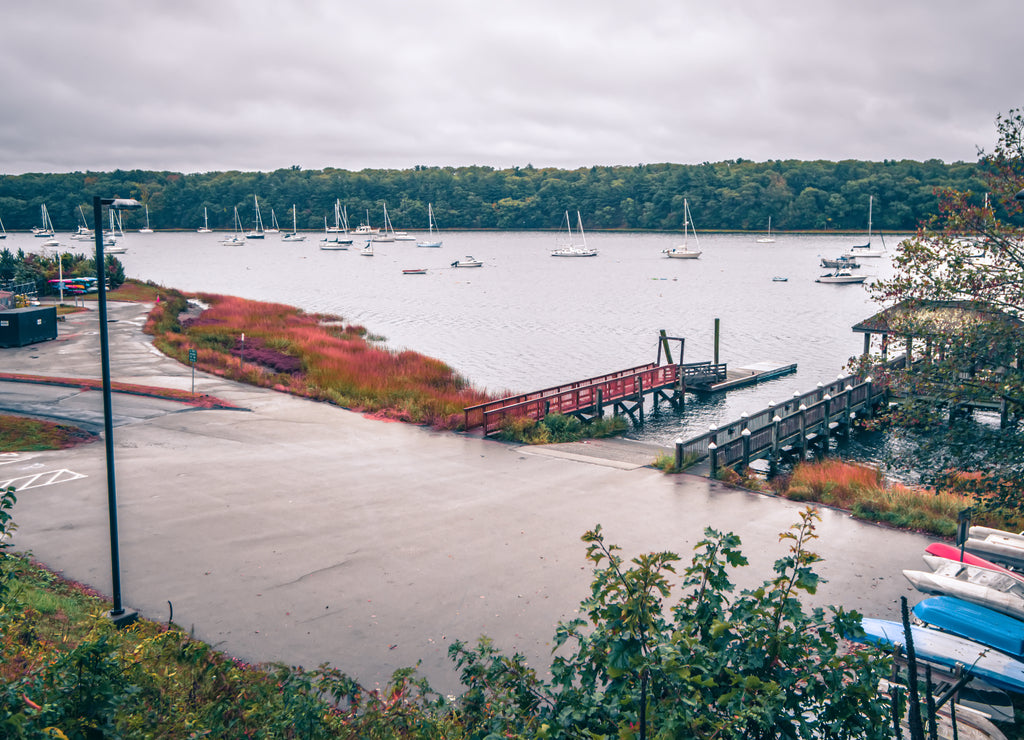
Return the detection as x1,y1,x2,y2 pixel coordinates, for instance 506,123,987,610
816,269,866,284
451,256,482,268
403,268,427,275
821,255,860,269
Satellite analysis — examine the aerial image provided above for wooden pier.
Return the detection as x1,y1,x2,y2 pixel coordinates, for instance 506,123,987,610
676,371,890,476
463,333,799,435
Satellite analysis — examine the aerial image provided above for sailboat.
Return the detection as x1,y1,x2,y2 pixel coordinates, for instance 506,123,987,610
372,203,396,242
416,203,443,248
138,204,154,234
0,214,6,239
266,209,280,234
756,217,775,243
105,210,128,253
359,240,374,256
221,207,246,246
847,196,884,257
319,204,353,249
662,199,701,258
197,207,213,233
32,204,55,238
70,205,94,240
246,196,265,239
282,204,306,242
551,211,597,257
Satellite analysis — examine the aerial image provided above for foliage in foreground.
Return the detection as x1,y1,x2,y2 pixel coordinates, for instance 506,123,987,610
1,486,898,738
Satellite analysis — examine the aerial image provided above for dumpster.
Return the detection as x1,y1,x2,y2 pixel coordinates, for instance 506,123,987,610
0,306,58,348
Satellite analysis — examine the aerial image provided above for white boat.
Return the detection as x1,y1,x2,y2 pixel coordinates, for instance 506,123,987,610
815,269,866,284
104,210,127,253
319,206,353,249
416,203,443,248
451,255,482,268
0,214,5,239
964,527,1024,570
221,207,246,246
359,241,374,256
69,205,93,240
282,205,306,242
847,195,885,257
265,209,280,233
662,199,701,258
197,207,213,233
33,204,55,238
820,255,859,269
755,216,775,243
246,196,265,239
371,204,396,242
138,204,154,233
904,560,1024,621
551,210,597,257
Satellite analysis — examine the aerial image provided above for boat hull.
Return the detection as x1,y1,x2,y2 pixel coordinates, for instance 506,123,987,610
913,595,1024,660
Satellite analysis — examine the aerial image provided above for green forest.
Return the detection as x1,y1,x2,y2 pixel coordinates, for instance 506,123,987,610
0,158,1003,234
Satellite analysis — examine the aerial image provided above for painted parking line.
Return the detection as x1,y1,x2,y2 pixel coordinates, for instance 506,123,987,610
0,469,88,491
0,453,22,466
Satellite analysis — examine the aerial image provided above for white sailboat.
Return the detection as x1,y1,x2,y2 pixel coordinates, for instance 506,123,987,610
246,196,265,239
265,208,280,234
372,203,396,242
221,207,246,246
105,210,128,253
282,204,306,242
138,204,154,234
417,203,443,248
320,204,353,249
0,214,6,239
551,211,597,257
359,240,374,256
847,195,884,257
662,199,701,258
33,204,55,238
756,216,775,243
70,205,94,240
197,207,213,233
196,206,212,233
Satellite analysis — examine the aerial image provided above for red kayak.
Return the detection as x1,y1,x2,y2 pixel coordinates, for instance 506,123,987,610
926,542,1024,582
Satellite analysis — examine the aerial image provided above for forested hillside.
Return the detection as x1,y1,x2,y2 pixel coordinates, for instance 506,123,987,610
0,159,998,233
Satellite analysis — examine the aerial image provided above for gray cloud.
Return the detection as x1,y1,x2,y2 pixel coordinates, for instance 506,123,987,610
0,0,1020,174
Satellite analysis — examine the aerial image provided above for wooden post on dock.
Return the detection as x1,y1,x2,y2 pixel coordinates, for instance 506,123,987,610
714,318,720,366
798,404,807,461
822,393,832,453
595,389,603,419
769,406,781,476
636,377,644,424
659,329,674,365
741,428,751,470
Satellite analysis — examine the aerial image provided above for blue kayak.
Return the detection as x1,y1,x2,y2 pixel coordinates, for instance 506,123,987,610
855,617,1024,695
913,596,1024,660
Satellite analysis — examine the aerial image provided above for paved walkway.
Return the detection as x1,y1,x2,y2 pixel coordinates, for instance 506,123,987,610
2,302,933,694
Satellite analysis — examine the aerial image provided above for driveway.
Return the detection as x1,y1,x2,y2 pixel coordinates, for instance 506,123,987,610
2,302,932,694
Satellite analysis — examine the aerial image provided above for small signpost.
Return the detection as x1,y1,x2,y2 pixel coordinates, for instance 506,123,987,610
188,348,197,394
956,507,973,562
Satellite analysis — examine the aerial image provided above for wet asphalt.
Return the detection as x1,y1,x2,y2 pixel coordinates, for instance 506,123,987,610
1,301,933,694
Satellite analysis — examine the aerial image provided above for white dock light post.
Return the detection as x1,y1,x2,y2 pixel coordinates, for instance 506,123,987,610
93,196,142,627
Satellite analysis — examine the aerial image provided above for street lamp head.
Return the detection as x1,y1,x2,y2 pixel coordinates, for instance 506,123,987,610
1015,188,1024,202
102,198,143,210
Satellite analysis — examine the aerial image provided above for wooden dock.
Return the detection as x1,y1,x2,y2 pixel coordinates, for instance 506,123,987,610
463,332,799,434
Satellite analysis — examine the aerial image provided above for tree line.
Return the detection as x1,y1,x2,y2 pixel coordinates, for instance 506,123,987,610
0,158,1006,235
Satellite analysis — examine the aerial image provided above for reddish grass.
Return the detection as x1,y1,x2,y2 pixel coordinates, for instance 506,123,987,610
154,293,493,429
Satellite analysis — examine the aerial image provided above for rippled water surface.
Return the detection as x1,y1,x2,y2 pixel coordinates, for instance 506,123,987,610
21,229,902,445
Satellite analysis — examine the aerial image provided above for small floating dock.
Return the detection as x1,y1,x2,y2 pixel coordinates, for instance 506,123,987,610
688,361,798,393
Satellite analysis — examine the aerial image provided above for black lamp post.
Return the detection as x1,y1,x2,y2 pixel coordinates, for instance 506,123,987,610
93,195,142,627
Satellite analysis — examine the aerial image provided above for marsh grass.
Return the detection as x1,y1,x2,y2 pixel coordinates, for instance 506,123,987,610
773,458,1024,536
150,292,492,430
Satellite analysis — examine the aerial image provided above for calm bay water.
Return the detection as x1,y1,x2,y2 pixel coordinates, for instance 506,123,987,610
17,229,902,446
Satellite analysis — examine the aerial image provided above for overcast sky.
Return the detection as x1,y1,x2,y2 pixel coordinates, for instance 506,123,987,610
1,1,1020,175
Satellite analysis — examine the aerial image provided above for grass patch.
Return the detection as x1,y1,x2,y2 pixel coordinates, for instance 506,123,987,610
771,458,1024,536
0,415,96,451
495,413,627,444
